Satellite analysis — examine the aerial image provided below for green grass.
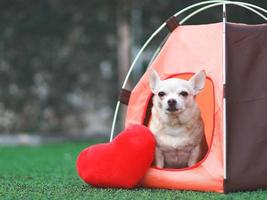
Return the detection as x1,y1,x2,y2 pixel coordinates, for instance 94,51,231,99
0,139,267,200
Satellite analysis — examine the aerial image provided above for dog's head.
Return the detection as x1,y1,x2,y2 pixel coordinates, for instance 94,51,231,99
149,70,206,115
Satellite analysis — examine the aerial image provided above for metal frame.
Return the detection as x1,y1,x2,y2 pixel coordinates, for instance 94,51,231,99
222,2,227,180
109,0,267,148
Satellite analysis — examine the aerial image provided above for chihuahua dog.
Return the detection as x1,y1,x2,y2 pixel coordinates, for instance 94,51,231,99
148,70,208,169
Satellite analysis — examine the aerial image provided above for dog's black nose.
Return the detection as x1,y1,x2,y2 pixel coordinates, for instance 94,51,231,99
167,99,177,106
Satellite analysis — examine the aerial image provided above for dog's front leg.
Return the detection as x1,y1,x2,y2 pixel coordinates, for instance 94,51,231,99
155,147,164,168
188,145,201,167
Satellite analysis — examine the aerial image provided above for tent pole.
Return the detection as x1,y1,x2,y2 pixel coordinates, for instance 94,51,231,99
223,2,227,180
110,101,121,142
110,0,266,142
180,2,266,24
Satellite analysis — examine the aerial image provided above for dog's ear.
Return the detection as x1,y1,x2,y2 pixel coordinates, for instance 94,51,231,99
149,70,160,94
189,70,206,95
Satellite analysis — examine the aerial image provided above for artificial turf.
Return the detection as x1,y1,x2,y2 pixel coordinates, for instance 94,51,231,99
0,139,267,200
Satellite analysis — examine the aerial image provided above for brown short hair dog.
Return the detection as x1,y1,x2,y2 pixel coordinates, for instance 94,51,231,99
148,70,208,168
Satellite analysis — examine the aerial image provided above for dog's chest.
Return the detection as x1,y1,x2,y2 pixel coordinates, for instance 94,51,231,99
154,127,201,168
154,126,199,151
163,145,193,168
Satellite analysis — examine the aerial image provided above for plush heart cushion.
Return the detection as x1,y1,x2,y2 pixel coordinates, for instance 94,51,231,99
76,124,155,188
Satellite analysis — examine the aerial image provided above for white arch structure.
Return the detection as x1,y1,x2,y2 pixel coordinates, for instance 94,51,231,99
109,2,267,171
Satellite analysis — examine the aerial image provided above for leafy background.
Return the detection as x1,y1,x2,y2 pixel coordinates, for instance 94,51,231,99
0,0,265,135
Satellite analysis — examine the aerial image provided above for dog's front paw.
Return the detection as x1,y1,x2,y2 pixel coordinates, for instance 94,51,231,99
188,161,197,167
155,163,164,169
155,148,164,168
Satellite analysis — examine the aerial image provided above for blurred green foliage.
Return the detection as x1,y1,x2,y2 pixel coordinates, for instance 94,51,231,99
0,0,118,134
0,0,265,134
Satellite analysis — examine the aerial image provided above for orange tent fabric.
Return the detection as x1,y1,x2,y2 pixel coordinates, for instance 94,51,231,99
125,23,224,192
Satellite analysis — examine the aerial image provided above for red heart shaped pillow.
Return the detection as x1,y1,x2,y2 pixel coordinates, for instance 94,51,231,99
76,124,155,188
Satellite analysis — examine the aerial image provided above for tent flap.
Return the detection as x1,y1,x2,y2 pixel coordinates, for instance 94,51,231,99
225,23,267,192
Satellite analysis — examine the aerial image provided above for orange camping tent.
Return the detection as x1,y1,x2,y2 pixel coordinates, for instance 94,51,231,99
110,1,267,193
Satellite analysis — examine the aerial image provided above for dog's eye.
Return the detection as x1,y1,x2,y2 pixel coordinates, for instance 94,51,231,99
158,91,166,97
180,91,188,97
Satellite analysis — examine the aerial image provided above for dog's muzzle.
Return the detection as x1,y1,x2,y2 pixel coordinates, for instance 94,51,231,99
167,99,178,112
